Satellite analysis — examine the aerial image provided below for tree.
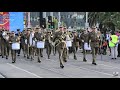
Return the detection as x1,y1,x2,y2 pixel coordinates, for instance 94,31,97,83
88,12,120,30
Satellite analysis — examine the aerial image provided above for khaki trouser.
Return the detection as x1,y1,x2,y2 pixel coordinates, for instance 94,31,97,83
11,50,16,62
90,43,98,63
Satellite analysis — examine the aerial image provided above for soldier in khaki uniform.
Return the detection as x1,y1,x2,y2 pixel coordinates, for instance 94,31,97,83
29,29,35,60
88,26,99,65
24,28,31,59
33,27,45,63
53,26,67,68
80,29,89,62
1,29,7,58
71,31,79,60
0,28,3,56
9,31,20,63
4,31,10,59
20,30,26,57
45,30,53,59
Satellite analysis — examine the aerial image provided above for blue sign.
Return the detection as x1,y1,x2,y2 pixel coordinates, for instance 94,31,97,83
9,12,24,32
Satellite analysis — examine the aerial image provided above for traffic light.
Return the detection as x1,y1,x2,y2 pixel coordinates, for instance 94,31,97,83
51,22,55,29
48,16,52,23
40,18,46,29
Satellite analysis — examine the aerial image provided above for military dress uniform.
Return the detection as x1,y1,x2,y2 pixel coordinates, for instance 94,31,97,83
9,32,20,63
20,30,26,57
24,28,31,59
80,30,89,62
72,31,79,60
4,31,10,59
88,27,99,65
33,28,45,63
45,31,53,59
1,30,7,58
53,28,68,68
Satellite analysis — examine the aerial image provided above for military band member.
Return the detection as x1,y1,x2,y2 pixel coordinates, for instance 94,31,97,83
16,29,21,56
53,26,67,68
72,31,79,60
9,31,20,63
88,26,99,65
4,31,10,59
24,28,31,59
29,29,35,60
45,30,53,59
20,30,26,57
1,29,7,58
80,29,89,62
33,27,45,63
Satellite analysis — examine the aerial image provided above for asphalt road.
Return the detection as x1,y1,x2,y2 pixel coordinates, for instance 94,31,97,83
0,49,120,78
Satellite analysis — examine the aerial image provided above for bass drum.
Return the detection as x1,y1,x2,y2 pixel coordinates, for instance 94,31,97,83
12,43,20,50
37,41,45,48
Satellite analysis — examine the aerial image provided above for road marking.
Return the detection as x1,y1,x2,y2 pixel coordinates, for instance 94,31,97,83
47,57,120,77
7,63,42,78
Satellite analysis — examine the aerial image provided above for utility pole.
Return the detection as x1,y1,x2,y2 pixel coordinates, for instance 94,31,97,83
28,12,31,28
85,12,89,29
58,12,61,27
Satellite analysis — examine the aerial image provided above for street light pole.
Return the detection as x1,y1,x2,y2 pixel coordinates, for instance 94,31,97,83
28,12,31,28
85,12,89,29
58,12,61,27
43,12,46,18
50,12,53,17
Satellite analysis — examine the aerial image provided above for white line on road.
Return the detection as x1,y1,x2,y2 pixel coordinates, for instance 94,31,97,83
7,63,42,78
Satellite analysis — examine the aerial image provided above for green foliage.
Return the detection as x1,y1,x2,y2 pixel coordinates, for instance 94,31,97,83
88,12,120,29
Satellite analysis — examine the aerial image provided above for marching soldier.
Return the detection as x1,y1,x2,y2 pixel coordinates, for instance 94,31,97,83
1,29,7,58
20,30,26,57
4,31,10,59
45,30,53,59
9,31,20,63
15,29,21,56
0,28,3,56
29,29,35,60
71,31,79,60
88,26,99,65
53,26,67,68
33,27,45,63
24,28,31,59
80,29,89,62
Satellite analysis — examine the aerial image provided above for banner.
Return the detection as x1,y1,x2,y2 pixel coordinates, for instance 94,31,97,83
0,12,9,30
9,12,24,32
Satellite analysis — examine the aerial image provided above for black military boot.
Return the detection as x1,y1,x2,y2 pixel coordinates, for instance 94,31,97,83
74,55,77,60
63,58,67,62
41,55,43,57
2,56,4,58
12,59,15,63
60,64,64,68
12,61,15,63
27,55,30,59
38,57,41,63
6,56,8,59
48,55,50,59
31,57,34,61
92,62,97,65
83,58,87,62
